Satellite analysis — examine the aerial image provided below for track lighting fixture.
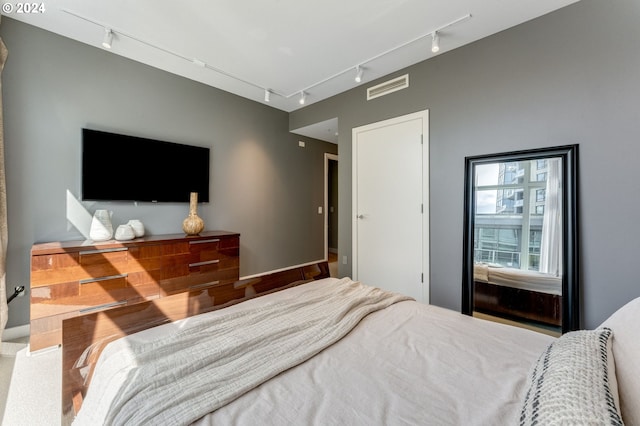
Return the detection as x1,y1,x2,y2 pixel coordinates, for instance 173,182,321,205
102,28,113,49
264,89,271,102
192,59,206,67
431,31,440,53
299,91,306,105
355,66,364,83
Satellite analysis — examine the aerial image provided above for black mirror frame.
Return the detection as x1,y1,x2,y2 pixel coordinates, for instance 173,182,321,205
462,145,579,333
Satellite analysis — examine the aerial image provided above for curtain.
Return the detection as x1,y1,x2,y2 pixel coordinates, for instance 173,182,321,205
0,17,8,347
539,158,562,276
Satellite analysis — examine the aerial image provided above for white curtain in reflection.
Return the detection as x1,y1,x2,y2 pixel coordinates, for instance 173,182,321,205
540,158,562,276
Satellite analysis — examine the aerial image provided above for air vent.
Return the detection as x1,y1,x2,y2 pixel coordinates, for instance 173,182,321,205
367,74,409,100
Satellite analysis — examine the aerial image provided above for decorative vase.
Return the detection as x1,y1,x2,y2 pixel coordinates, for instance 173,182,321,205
89,209,113,241
114,224,136,241
127,219,145,237
182,192,205,236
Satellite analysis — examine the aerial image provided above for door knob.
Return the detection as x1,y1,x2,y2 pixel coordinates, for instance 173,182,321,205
357,215,365,219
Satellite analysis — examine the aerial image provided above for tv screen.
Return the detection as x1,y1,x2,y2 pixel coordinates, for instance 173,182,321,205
82,129,210,203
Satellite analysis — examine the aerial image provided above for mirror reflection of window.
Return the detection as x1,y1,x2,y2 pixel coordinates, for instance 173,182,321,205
474,158,562,274
463,145,579,334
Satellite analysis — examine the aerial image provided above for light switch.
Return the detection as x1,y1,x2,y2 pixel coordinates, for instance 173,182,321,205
318,206,323,214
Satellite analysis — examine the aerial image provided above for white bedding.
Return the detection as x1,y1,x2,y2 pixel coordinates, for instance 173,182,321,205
75,277,555,426
474,263,562,295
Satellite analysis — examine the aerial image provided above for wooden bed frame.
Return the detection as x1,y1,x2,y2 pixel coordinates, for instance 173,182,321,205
61,261,330,424
474,280,561,327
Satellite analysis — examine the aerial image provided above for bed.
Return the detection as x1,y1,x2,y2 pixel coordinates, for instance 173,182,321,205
62,261,639,425
473,263,562,327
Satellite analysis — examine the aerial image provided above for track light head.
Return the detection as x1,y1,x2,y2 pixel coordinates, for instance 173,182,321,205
102,28,113,49
431,31,440,53
355,66,364,83
192,59,206,67
299,91,306,105
264,89,271,103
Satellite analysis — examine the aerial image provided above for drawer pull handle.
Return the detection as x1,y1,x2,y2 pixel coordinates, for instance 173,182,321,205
189,281,220,290
189,239,220,245
79,273,128,284
79,300,127,313
189,259,220,268
79,247,128,256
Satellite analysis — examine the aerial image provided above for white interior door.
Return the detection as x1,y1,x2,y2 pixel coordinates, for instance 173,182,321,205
352,110,429,302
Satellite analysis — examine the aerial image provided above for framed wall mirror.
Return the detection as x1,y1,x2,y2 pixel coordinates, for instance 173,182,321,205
462,145,579,334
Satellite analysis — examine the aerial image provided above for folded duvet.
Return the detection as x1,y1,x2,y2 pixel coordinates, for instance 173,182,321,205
73,278,411,426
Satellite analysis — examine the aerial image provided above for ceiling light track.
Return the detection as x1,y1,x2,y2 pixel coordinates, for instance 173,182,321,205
61,8,470,106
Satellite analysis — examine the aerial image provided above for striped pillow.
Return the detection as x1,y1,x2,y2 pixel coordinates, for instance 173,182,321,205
519,328,623,426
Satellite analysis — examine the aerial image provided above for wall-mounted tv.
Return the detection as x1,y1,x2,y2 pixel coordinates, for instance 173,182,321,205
82,129,210,203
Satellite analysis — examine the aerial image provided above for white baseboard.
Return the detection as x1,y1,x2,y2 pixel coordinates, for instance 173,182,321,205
2,324,30,342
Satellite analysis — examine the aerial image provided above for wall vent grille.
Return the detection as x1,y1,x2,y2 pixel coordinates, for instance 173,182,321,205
367,74,409,100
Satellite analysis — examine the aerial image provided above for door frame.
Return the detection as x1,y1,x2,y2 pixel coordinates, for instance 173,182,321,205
324,153,339,261
352,110,429,303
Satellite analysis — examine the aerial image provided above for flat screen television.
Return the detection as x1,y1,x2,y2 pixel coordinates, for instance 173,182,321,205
82,129,210,203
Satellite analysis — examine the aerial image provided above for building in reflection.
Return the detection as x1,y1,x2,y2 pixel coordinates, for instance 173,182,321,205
474,159,550,271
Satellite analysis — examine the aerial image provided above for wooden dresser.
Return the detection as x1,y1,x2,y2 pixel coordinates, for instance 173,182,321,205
30,231,239,351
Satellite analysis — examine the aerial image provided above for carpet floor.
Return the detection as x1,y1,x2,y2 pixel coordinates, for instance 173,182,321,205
0,342,60,425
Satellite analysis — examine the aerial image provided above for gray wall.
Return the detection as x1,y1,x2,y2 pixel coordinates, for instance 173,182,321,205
1,18,337,328
290,0,640,329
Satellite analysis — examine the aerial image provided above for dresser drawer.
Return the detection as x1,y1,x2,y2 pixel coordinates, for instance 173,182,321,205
189,236,239,259
31,280,79,305
31,248,130,287
126,245,163,277
188,238,222,266
31,280,158,319
77,247,130,280
78,247,128,266
188,257,238,276
79,273,128,295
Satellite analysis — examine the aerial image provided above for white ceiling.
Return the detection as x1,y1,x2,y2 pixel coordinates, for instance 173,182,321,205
5,0,579,139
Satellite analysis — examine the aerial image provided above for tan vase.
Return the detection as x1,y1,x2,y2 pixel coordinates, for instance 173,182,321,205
182,192,205,235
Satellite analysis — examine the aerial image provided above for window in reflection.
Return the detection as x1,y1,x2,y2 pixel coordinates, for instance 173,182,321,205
473,159,561,274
